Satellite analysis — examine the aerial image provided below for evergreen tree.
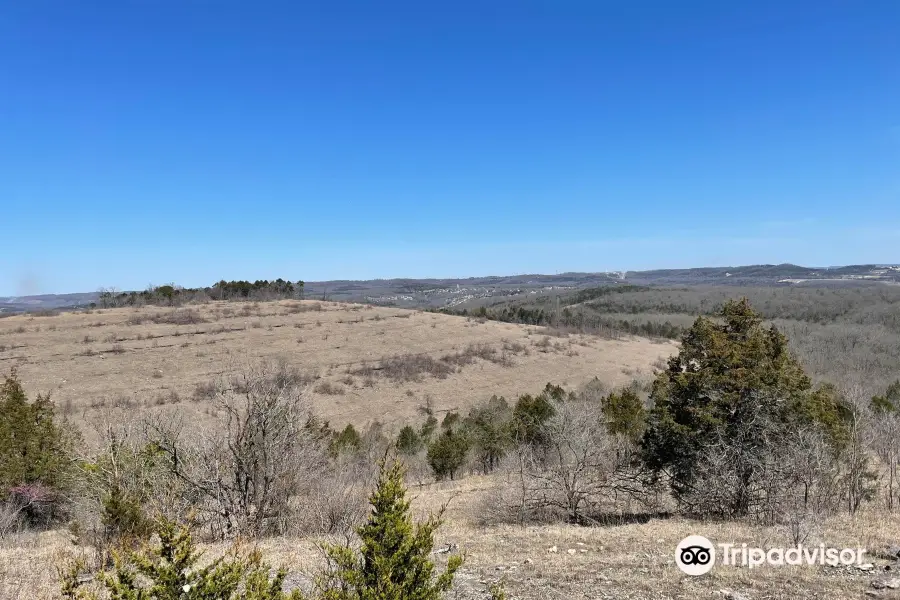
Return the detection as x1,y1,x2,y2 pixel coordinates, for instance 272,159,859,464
426,430,469,481
600,388,646,443
419,415,438,443
872,380,900,413
317,459,462,600
511,391,555,449
396,426,423,456
0,368,78,524
642,298,853,516
464,396,511,474
62,519,300,599
331,424,363,457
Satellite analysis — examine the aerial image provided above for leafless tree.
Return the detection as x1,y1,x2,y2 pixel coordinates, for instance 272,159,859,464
871,410,900,510
147,360,326,538
486,400,648,525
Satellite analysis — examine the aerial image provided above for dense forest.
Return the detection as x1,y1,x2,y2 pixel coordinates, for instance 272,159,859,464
442,284,900,398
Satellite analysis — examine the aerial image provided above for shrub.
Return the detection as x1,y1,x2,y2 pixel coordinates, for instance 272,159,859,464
331,424,362,456
641,299,855,519
149,309,208,325
0,368,78,525
61,518,301,599
315,459,462,599
396,425,423,456
600,388,646,443
511,390,556,450
465,396,512,474
426,430,469,481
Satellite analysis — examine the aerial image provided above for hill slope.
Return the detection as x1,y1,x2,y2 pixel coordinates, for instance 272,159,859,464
0,300,674,435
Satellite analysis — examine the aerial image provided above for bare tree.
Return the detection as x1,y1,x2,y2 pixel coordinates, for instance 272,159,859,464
872,410,900,510
487,400,647,525
148,361,326,537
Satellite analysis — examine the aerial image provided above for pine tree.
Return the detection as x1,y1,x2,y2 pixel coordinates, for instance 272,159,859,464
61,519,301,599
426,430,469,481
395,426,422,456
318,459,462,600
0,368,79,525
642,298,853,516
600,388,646,443
464,396,511,474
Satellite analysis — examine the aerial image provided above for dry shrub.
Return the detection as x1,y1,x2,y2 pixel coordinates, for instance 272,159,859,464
126,313,147,325
192,380,218,402
375,354,454,382
284,302,323,314
354,343,509,384
149,309,208,325
0,501,25,538
533,336,552,352
286,461,372,536
481,401,652,526
146,360,324,538
315,381,345,396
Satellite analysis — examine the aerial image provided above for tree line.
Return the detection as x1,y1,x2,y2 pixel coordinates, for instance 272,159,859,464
96,278,306,308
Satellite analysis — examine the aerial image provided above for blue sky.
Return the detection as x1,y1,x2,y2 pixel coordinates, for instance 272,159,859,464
1,1,898,295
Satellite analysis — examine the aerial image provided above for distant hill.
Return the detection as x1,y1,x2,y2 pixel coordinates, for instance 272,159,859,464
0,292,99,314
2,264,898,314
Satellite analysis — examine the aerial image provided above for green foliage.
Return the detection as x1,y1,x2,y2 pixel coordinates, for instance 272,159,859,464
795,383,855,450
395,426,423,456
511,391,556,449
332,425,363,457
100,484,152,546
426,430,469,481
641,298,853,516
872,380,900,413
0,368,77,523
61,518,301,599
600,388,646,443
78,436,178,555
316,459,462,600
487,580,507,600
418,416,438,443
464,396,512,473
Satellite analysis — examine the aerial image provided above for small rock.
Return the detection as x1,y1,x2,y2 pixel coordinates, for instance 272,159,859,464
725,592,751,600
579,549,587,553
548,546,558,553
567,548,577,555
523,558,534,565
576,542,586,546
857,563,876,571
872,578,900,590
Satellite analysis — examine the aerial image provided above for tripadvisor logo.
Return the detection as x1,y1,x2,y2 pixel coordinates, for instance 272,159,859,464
675,535,867,575
676,535,715,575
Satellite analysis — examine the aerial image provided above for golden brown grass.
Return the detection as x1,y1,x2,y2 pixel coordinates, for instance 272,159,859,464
2,475,899,599
0,301,675,438
7,301,881,598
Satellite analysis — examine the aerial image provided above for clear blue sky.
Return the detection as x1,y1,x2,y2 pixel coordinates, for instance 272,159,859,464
2,1,898,295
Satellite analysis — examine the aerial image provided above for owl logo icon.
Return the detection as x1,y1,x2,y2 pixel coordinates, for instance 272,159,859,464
676,535,715,575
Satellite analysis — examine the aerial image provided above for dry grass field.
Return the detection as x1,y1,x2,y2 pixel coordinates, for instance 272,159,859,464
0,300,674,438
3,300,896,600
3,475,899,600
